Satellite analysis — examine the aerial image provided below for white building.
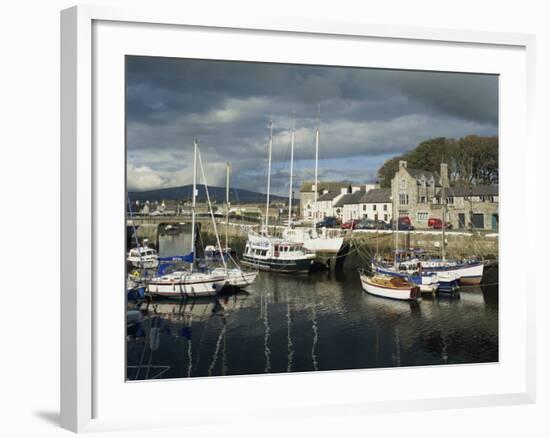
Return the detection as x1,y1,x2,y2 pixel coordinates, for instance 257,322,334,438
357,188,392,223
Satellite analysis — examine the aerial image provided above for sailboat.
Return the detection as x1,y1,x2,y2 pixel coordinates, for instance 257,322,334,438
205,162,234,261
281,109,344,254
359,185,421,301
148,141,234,297
242,121,316,273
209,160,259,288
369,197,438,293
419,182,480,288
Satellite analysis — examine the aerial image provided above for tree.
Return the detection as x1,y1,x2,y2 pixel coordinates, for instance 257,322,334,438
377,135,498,188
378,156,403,188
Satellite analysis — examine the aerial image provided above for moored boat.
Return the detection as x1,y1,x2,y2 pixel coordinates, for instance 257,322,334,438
420,259,484,286
147,271,228,297
359,271,421,301
242,233,316,273
127,244,159,269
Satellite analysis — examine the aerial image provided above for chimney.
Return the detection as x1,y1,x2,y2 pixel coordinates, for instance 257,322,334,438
440,163,449,187
399,160,407,168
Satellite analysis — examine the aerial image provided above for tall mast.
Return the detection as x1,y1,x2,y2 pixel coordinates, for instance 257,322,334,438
225,161,230,249
394,188,398,269
264,120,273,233
441,183,446,261
197,147,227,271
288,126,295,227
312,105,320,230
190,139,197,272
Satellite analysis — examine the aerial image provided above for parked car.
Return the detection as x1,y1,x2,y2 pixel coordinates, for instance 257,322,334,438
316,216,338,228
357,219,388,230
428,217,453,229
390,219,415,231
341,219,359,230
399,216,412,226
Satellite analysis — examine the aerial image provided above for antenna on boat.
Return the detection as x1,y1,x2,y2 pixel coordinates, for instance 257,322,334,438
265,120,273,234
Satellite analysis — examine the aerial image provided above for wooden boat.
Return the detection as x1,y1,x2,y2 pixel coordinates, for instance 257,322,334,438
360,272,421,301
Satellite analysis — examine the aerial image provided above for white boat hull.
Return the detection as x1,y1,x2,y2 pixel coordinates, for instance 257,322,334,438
302,236,344,253
147,272,228,297
360,275,420,301
422,262,484,285
128,258,159,269
211,268,258,288
282,228,343,253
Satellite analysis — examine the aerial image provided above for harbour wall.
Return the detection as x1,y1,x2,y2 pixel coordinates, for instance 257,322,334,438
198,221,499,269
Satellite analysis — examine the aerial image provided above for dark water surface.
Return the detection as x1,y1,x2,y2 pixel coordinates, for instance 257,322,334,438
126,233,498,380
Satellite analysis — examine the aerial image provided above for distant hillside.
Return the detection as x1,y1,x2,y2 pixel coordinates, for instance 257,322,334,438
128,184,289,204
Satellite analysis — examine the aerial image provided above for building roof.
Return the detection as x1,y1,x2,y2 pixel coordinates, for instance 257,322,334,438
317,191,341,202
333,190,365,207
300,181,353,193
359,188,391,204
439,185,499,197
406,168,441,186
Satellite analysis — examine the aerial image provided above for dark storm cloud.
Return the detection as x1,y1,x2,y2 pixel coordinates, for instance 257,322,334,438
126,56,498,192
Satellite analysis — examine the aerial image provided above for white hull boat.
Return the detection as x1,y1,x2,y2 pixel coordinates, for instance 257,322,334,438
211,268,259,288
360,273,421,301
127,246,159,269
421,260,484,285
282,227,343,253
147,271,228,297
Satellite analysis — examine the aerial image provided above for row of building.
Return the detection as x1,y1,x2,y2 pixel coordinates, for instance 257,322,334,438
300,161,499,230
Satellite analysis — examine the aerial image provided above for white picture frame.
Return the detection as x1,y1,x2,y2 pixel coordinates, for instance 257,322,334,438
60,5,536,433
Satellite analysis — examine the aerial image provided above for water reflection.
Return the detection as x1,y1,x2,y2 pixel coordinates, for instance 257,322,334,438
126,233,498,380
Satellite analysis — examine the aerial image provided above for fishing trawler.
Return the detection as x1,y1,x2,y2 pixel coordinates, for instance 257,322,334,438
243,120,317,274
242,233,316,273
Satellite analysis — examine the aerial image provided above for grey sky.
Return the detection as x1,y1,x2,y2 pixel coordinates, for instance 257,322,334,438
126,56,498,196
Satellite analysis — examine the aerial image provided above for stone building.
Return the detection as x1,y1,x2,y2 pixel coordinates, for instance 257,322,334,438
391,160,498,230
436,185,499,230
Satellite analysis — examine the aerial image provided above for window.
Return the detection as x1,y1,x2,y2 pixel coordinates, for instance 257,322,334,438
363,205,366,211
419,196,426,204
383,204,388,211
416,212,429,221
446,196,454,205
384,214,388,221
399,194,409,205
399,179,407,190
373,204,377,211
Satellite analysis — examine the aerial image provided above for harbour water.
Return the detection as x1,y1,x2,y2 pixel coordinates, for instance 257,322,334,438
126,232,498,380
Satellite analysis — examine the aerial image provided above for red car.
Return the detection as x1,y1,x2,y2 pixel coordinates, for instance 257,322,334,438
341,219,359,230
428,217,453,229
